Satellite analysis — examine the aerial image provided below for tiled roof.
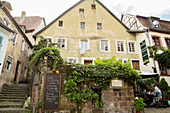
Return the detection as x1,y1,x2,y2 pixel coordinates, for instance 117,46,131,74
136,15,170,33
14,16,43,31
2,1,12,10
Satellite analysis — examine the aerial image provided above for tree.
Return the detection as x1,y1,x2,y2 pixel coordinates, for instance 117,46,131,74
159,78,169,91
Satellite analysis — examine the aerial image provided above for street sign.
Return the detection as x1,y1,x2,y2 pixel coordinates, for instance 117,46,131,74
140,40,149,65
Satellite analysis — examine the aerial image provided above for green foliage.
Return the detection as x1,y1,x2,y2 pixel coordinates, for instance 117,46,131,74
28,36,63,70
34,102,43,113
64,57,140,109
159,78,169,91
148,46,170,69
134,97,146,111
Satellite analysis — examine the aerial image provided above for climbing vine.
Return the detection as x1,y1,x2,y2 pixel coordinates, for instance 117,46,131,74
64,57,140,110
148,46,170,69
28,36,63,70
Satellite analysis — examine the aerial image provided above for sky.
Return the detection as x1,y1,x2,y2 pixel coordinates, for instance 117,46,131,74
8,0,170,24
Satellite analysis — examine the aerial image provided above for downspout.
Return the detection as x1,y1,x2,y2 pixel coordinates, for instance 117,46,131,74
145,28,157,73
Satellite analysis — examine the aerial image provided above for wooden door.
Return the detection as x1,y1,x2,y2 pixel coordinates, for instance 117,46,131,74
132,60,140,70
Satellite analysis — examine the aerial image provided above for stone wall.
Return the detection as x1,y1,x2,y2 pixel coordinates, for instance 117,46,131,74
31,74,135,113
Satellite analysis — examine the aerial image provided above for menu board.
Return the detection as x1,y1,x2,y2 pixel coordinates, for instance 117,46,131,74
43,73,61,111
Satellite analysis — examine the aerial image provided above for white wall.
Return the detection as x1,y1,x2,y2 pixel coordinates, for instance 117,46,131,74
0,27,10,76
136,33,155,73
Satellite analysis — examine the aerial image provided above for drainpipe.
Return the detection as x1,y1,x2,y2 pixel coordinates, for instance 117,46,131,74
144,28,157,73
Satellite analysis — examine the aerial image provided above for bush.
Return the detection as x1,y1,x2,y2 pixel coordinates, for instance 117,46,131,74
159,78,169,91
134,97,146,111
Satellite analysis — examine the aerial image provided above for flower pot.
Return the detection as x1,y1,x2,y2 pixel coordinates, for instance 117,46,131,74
136,110,140,113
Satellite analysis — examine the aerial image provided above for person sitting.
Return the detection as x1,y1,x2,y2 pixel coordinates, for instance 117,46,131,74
153,86,162,104
141,89,150,106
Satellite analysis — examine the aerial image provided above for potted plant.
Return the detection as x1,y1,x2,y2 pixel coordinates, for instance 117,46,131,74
134,97,146,113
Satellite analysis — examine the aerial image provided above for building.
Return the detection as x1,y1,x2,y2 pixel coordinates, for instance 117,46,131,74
0,14,14,78
34,0,140,69
15,11,46,45
121,14,170,85
0,1,33,89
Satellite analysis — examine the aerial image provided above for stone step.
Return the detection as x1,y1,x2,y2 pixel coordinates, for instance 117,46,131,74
0,102,23,108
2,89,28,92
1,96,26,99
0,108,27,113
0,93,25,96
0,91,27,94
0,99,25,102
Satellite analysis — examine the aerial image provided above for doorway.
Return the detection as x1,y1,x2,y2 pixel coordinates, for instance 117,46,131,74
14,61,20,82
132,60,140,70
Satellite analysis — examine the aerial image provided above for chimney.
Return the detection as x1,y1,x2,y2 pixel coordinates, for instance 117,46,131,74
20,11,26,23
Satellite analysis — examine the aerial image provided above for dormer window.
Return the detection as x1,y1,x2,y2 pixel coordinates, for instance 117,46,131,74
91,4,96,10
3,17,10,27
153,20,159,28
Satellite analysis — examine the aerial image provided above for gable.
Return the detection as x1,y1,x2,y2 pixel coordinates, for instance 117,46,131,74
34,0,129,38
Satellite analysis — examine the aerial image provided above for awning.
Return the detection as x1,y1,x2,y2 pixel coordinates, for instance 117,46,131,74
138,71,159,78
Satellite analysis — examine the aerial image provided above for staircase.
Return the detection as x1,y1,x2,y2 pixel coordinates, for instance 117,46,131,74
0,84,29,113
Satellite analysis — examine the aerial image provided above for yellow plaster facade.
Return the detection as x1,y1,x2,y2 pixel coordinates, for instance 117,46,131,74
0,5,32,89
36,0,139,64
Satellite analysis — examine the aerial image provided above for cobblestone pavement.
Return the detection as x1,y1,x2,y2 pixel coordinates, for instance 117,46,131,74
145,107,170,113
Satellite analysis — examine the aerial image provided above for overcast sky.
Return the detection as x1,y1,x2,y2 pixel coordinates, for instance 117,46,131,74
8,0,170,24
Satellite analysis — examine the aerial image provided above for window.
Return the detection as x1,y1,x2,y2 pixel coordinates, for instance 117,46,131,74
100,39,110,52
97,23,102,30
67,57,78,64
5,55,13,71
3,17,10,27
128,42,136,53
12,32,18,44
56,38,67,49
81,22,85,29
21,38,25,52
27,47,30,56
79,8,84,14
80,39,89,50
159,62,168,75
91,4,96,10
152,37,161,49
116,40,126,53
59,21,63,27
165,38,170,49
153,20,159,28
82,57,95,65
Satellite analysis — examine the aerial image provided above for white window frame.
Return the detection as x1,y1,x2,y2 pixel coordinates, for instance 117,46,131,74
127,40,137,53
5,54,13,71
12,32,18,45
79,39,90,50
116,40,126,53
100,39,110,52
80,22,85,29
21,38,25,52
56,38,67,49
81,57,96,65
27,46,30,56
67,57,78,64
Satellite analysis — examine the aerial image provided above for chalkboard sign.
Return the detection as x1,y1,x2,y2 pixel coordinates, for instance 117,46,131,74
43,73,61,112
